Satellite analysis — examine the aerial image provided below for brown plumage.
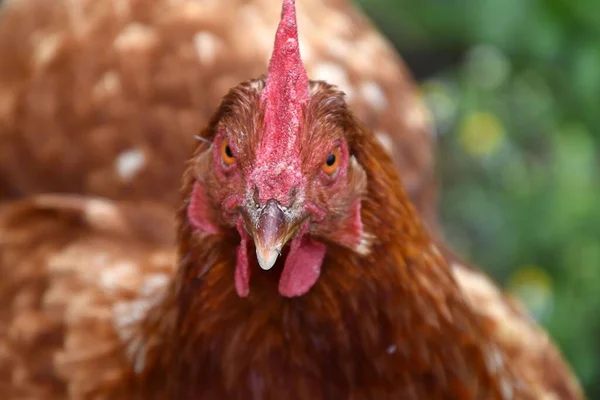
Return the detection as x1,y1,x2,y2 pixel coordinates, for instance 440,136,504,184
0,0,435,226
0,0,583,398
0,195,176,398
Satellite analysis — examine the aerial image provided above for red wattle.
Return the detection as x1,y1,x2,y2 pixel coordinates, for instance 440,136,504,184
278,235,327,297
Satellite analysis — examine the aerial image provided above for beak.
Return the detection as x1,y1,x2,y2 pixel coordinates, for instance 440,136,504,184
247,200,300,270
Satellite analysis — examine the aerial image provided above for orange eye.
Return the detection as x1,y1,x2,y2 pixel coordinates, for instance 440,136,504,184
321,147,341,175
220,137,236,166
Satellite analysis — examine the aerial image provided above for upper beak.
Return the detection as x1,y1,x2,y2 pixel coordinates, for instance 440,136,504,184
247,200,300,270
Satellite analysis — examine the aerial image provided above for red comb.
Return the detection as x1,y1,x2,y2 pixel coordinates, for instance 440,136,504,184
252,0,308,205
261,0,308,135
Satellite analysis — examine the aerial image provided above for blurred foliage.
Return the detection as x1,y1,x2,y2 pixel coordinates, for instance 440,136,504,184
357,0,600,396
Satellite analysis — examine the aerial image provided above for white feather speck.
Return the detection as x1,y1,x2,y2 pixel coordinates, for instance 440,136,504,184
360,81,388,111
193,32,222,65
116,149,146,181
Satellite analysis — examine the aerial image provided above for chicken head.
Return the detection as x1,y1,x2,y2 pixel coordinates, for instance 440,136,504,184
187,0,370,298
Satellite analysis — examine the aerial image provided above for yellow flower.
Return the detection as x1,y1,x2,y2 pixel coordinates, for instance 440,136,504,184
458,111,505,157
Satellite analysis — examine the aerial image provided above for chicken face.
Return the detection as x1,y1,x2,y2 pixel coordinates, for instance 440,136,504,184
188,79,369,298
187,0,369,298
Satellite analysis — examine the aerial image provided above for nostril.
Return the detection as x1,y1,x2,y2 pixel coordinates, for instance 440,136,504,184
288,186,298,204
252,185,261,209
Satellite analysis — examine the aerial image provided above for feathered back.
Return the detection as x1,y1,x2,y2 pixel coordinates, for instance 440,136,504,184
0,0,435,225
0,195,177,399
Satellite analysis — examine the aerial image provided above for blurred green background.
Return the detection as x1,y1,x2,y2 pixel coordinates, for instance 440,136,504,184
355,0,600,396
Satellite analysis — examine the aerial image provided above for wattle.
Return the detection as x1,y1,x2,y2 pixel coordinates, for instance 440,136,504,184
278,235,326,297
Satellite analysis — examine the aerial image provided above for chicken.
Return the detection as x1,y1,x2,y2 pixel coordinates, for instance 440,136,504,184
0,1,584,398
0,0,435,226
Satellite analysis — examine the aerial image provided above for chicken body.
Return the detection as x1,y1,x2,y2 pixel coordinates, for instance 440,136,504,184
0,0,435,224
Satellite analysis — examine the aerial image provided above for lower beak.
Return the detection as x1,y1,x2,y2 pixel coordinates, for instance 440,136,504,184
250,201,299,270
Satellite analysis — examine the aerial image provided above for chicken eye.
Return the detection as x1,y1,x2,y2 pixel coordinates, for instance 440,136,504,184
220,137,236,166
321,147,341,175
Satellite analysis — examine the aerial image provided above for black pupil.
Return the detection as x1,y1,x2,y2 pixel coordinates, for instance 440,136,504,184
225,145,234,158
325,153,336,167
